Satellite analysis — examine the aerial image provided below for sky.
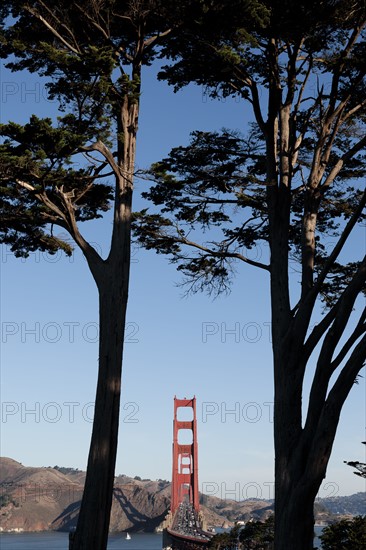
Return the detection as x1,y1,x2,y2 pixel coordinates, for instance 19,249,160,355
0,54,365,503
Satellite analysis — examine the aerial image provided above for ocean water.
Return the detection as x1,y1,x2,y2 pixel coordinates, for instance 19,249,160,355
0,528,325,549
0,532,162,549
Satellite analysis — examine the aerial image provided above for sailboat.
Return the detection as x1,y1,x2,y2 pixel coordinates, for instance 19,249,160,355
125,532,131,540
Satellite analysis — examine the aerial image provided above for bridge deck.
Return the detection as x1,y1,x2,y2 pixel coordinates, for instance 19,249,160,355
163,502,212,550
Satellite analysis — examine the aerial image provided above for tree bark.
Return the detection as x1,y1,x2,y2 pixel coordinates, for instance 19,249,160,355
273,347,321,550
71,259,129,550
274,475,317,550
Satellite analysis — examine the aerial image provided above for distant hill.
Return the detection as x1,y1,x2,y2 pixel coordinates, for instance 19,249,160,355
318,492,366,516
0,457,364,533
0,457,84,533
0,458,169,533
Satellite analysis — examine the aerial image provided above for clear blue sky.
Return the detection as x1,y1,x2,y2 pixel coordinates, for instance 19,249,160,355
0,58,365,501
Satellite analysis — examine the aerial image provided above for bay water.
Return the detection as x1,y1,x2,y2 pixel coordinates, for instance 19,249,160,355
0,532,162,549
0,527,325,549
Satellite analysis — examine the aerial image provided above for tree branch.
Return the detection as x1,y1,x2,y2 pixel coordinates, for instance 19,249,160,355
37,0,81,49
80,141,121,178
325,23,364,119
330,307,366,372
293,49,312,114
74,3,110,40
144,28,172,49
304,254,366,363
15,179,67,223
291,187,366,355
15,178,103,276
322,136,366,189
25,5,81,54
54,186,104,275
303,256,366,436
315,188,366,287
305,331,366,483
326,332,366,420
174,234,270,271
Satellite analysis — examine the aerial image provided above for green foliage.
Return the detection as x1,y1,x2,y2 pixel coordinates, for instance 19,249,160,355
344,442,366,478
134,1,366,303
239,516,274,549
0,493,18,508
159,1,366,96
0,0,174,257
209,523,242,549
158,0,270,94
319,516,366,550
209,518,275,549
134,127,365,299
134,128,269,293
0,115,113,257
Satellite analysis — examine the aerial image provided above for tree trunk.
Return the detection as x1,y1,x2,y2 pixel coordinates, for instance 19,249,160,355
69,54,136,547
273,346,332,550
275,477,316,550
70,261,129,550
273,331,319,550
273,384,316,548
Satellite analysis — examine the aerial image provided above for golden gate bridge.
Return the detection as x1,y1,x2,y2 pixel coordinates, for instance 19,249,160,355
162,397,213,550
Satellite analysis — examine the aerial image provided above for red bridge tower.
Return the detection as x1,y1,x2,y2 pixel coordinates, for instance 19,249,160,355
171,396,199,516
